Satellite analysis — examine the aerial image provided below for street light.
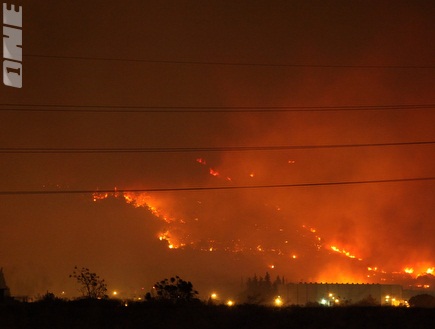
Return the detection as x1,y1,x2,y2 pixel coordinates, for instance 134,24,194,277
274,296,283,307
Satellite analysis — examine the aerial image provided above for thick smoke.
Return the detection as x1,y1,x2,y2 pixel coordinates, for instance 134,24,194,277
1,1,434,298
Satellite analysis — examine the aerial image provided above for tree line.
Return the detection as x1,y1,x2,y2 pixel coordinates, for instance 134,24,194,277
240,272,285,304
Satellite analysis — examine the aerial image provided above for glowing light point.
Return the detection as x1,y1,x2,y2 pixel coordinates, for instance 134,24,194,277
211,293,218,300
226,300,234,306
274,296,283,307
209,169,219,177
112,291,118,296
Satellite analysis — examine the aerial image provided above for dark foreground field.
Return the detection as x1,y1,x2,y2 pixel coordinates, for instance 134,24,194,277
1,300,435,329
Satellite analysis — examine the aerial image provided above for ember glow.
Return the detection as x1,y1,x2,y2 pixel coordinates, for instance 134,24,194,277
92,186,435,286
404,268,414,274
158,231,185,250
197,157,233,181
330,246,362,261
402,265,435,278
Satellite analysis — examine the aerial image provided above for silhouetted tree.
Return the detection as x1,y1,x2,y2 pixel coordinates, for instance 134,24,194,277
148,276,199,303
246,277,253,290
242,272,281,304
272,276,283,293
409,294,435,308
41,292,55,301
252,275,259,287
353,294,379,307
38,291,63,303
264,272,271,289
69,266,108,299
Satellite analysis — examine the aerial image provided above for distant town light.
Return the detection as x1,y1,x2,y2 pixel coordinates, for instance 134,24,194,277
274,296,283,307
226,300,234,306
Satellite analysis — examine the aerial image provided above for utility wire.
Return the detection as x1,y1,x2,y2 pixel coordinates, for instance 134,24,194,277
1,104,434,113
1,141,435,154
0,177,434,196
23,54,435,69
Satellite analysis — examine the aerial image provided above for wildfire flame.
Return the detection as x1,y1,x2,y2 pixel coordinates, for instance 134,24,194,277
92,190,185,249
92,187,434,286
196,157,233,181
402,265,435,278
209,168,220,177
93,192,109,202
330,245,362,261
158,231,185,249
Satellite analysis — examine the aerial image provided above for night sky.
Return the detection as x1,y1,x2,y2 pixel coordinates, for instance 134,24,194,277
1,1,435,300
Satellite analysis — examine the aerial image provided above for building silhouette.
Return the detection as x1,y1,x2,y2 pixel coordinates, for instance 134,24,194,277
0,268,11,301
278,282,404,306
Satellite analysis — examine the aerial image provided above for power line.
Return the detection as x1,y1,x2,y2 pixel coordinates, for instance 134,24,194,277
23,54,435,69
1,141,435,154
1,104,434,113
0,177,434,196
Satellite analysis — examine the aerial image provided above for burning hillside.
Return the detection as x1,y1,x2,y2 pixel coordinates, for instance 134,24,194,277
92,153,435,288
